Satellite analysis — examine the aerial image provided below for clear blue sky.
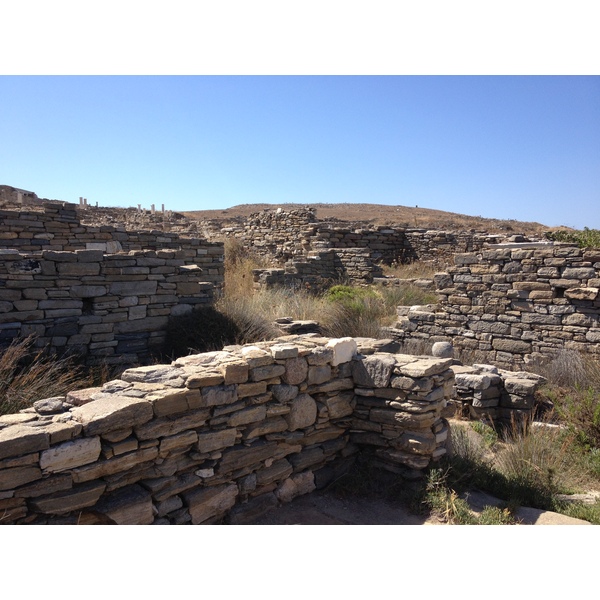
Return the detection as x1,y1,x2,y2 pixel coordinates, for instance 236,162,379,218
1,75,598,229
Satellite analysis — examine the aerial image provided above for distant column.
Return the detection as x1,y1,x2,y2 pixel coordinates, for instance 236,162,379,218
79,196,83,205
162,203,165,213
151,204,155,214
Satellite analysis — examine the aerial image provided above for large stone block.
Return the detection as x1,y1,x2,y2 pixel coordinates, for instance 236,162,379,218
285,394,317,431
39,437,101,473
109,281,158,296
29,480,107,515
326,337,357,366
196,428,238,453
183,483,238,524
0,465,42,491
93,484,154,524
71,395,154,436
352,354,396,388
0,425,49,461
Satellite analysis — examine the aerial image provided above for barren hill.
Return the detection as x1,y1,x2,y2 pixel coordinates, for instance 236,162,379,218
182,203,557,235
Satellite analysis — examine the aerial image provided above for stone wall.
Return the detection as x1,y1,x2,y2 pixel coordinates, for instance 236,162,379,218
0,337,454,524
252,248,384,290
0,248,218,366
0,203,222,261
216,207,511,272
392,243,600,368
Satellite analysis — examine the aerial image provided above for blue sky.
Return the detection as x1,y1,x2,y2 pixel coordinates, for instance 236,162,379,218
1,75,598,229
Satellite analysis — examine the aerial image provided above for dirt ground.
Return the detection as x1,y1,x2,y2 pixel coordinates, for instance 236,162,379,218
250,487,442,525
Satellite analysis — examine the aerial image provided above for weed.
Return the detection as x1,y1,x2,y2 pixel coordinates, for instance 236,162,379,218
0,336,93,416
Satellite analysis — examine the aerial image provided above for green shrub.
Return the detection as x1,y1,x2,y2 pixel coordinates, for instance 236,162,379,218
544,227,600,248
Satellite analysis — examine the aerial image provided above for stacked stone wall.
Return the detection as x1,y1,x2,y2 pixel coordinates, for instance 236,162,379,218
393,243,600,368
0,203,222,262
0,337,453,524
215,208,517,285
0,248,218,366
0,203,224,366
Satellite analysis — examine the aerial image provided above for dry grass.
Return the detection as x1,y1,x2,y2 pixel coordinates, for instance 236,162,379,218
0,337,93,416
380,261,445,279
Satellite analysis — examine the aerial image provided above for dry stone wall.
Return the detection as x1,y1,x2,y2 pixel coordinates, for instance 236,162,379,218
0,337,454,524
216,209,510,272
0,202,224,365
393,243,600,368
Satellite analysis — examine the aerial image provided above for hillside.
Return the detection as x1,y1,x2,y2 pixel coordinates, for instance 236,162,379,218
182,203,556,235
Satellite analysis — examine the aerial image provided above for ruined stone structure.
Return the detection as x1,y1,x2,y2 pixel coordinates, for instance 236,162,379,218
0,337,454,524
392,243,600,368
223,207,510,264
222,207,526,287
0,202,224,365
0,185,40,207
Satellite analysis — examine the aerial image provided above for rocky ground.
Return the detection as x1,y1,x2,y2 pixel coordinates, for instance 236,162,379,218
249,485,591,526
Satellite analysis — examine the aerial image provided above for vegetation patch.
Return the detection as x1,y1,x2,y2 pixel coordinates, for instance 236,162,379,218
0,337,93,416
544,227,600,248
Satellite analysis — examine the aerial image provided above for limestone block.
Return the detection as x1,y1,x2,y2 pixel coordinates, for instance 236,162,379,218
196,429,237,454
394,430,437,455
40,437,101,473
270,344,299,359
13,473,73,499
71,395,153,436
0,425,49,461
185,371,225,388
218,441,277,473
396,357,453,378
285,393,317,431
183,483,238,524
201,384,238,407
562,267,596,279
109,281,158,296
228,406,267,427
29,480,106,515
120,365,185,386
564,287,599,301
0,465,43,491
306,346,334,365
240,346,274,368
146,388,203,417
237,381,268,398
71,447,159,483
352,354,396,388
326,337,358,366
324,393,354,419
375,447,430,470
220,361,249,384
93,484,154,525
250,364,286,382
503,378,538,395
242,417,288,439
57,262,101,276
159,430,198,455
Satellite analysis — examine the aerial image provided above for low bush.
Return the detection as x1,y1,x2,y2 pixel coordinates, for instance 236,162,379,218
544,227,600,248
